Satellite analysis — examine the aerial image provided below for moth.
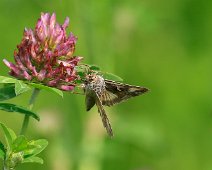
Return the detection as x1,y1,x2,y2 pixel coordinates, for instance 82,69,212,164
83,73,149,137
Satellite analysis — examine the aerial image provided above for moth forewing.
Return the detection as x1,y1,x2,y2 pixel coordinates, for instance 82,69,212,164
85,94,95,111
101,80,149,106
84,86,96,111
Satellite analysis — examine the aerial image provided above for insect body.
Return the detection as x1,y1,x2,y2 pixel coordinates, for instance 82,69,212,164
83,73,149,137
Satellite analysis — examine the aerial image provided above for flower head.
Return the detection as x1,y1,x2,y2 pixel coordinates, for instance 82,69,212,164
4,12,82,91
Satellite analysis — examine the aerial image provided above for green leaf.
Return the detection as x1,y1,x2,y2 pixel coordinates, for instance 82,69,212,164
7,129,17,142
0,84,16,101
0,123,17,151
89,64,101,71
0,141,5,160
100,72,123,82
77,71,85,78
15,81,31,95
74,79,83,84
0,76,31,96
0,148,5,160
29,83,63,98
24,139,48,157
0,76,17,84
12,136,28,152
22,156,43,164
0,103,40,121
12,136,38,153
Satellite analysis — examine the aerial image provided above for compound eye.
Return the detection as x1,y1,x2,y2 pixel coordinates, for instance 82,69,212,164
88,75,92,80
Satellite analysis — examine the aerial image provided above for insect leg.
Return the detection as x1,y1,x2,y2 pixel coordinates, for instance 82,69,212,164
95,95,113,137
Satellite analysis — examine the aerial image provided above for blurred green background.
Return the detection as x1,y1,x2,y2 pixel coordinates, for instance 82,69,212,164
0,0,212,170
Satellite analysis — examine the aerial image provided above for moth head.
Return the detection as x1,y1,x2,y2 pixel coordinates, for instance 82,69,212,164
84,74,94,84
85,73,100,81
84,73,105,87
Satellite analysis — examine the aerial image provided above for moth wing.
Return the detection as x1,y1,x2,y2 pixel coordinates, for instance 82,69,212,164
85,95,96,111
95,94,113,137
101,80,149,106
100,90,119,106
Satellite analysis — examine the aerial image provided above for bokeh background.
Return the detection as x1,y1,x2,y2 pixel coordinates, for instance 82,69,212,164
0,0,212,170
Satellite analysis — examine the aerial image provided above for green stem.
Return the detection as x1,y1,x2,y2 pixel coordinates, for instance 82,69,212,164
3,162,7,170
20,88,40,135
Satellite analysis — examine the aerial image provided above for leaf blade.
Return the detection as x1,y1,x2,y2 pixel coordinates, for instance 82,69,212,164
0,141,5,160
22,156,43,164
0,84,16,101
15,80,31,95
29,83,63,98
24,139,48,157
100,72,123,82
12,135,28,152
0,123,17,151
0,103,40,121
0,76,17,84
89,64,101,71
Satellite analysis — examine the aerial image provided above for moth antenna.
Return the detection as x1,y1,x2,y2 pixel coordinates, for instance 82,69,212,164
71,91,84,95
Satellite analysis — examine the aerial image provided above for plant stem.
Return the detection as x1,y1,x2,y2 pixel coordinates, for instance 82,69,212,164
20,88,40,135
3,162,7,170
